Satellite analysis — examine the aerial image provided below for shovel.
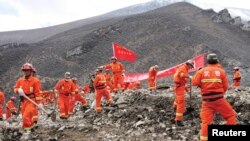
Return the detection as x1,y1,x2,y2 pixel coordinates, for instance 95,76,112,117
186,79,195,112
18,89,56,122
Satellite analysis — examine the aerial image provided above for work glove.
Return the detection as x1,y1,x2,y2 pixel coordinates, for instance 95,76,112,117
17,88,25,96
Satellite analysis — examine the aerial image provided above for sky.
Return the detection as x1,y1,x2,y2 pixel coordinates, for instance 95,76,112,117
0,0,249,32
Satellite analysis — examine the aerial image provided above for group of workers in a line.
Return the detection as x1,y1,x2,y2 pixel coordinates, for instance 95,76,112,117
0,53,241,141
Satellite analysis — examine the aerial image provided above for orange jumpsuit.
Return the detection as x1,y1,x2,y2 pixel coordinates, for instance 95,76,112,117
104,72,114,92
192,64,236,141
42,91,50,106
148,67,158,90
82,85,90,94
105,61,125,92
94,73,113,112
33,77,43,123
0,91,5,120
69,83,88,114
48,91,55,103
172,64,190,121
6,100,17,120
232,70,241,87
14,76,41,130
55,79,75,118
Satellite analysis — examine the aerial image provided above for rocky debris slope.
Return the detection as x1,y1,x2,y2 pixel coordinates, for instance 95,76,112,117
0,87,249,141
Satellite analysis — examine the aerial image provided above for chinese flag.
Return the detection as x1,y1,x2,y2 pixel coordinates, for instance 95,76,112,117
112,42,136,62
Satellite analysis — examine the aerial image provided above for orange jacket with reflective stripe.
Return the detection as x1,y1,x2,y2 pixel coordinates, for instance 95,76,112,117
94,73,106,89
173,64,190,86
55,79,75,95
148,67,157,80
192,64,228,94
105,62,125,74
104,73,112,82
0,91,5,104
6,100,17,112
14,76,41,97
233,71,241,81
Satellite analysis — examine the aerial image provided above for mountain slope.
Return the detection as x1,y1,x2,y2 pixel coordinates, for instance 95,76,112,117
0,2,250,96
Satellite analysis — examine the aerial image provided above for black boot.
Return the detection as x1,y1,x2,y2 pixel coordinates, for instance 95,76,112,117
175,120,184,126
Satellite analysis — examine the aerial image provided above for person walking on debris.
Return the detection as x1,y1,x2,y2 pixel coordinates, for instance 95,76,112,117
103,69,114,92
232,67,241,87
0,87,5,120
192,53,237,141
172,60,194,126
104,56,125,93
5,96,18,120
94,68,115,113
14,63,42,133
148,65,159,94
54,72,75,119
69,77,89,114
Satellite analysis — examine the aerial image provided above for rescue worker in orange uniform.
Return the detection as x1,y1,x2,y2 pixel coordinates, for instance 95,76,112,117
0,87,5,120
5,96,17,120
48,90,55,104
14,63,42,132
104,69,114,92
192,53,236,141
232,67,241,87
172,60,194,126
69,77,88,114
104,57,125,93
94,68,114,113
82,84,90,94
42,90,50,106
148,65,159,92
54,72,75,119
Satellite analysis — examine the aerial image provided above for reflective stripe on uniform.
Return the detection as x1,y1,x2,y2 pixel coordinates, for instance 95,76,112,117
200,136,208,140
176,113,183,116
201,79,222,83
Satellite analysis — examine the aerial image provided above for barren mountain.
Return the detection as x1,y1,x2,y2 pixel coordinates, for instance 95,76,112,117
0,2,250,98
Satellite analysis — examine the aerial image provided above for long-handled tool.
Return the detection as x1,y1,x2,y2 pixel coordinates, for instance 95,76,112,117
18,89,56,122
187,78,194,112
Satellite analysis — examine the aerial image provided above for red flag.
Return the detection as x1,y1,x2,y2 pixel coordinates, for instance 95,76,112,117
113,42,136,62
124,53,205,82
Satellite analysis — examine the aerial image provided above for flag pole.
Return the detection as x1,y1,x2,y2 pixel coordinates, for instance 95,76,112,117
112,42,116,57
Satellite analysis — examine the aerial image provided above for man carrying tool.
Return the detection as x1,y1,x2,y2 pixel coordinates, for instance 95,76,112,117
148,65,159,94
5,96,17,120
69,77,89,114
104,56,125,93
54,72,75,119
14,63,42,133
94,67,115,113
0,87,5,121
192,53,236,141
232,67,241,87
172,60,194,126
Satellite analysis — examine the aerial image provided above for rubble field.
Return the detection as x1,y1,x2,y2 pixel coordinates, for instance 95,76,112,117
1,87,249,141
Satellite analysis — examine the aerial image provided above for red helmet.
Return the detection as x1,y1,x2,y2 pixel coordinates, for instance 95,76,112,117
21,63,33,71
11,96,16,100
233,67,239,70
111,56,117,60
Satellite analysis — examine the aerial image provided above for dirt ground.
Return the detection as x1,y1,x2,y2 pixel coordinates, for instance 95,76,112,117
1,87,249,141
